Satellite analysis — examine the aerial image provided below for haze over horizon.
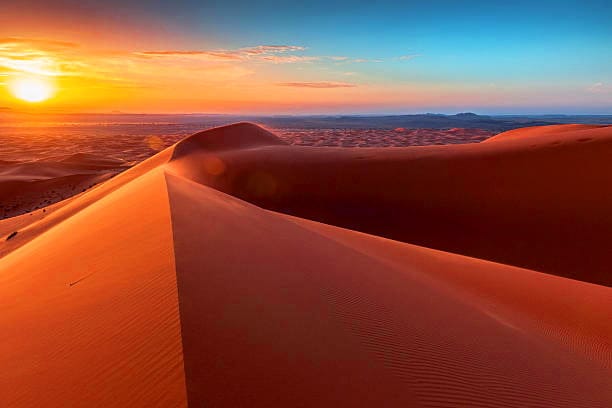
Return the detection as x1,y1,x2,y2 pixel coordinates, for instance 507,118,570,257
0,0,610,114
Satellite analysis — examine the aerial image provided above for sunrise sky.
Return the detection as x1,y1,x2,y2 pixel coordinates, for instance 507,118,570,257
0,0,610,114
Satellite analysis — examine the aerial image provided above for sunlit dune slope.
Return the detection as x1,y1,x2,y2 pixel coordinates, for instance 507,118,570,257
1,123,611,407
484,123,607,143
0,148,173,258
0,168,186,407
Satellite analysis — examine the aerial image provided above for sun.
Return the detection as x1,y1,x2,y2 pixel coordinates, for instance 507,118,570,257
9,77,54,102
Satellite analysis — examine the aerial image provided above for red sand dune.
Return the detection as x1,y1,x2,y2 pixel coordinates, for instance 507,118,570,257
0,153,128,219
171,123,612,286
1,123,611,407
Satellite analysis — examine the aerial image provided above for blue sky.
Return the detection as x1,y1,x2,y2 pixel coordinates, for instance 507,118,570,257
180,0,611,83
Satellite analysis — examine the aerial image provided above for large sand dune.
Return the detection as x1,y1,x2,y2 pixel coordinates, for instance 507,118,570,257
1,123,611,407
170,123,612,286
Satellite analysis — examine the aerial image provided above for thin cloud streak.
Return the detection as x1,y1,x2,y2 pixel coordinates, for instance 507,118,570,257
138,45,308,63
587,82,612,94
0,37,79,49
138,48,392,65
398,54,421,61
277,81,357,88
260,55,319,63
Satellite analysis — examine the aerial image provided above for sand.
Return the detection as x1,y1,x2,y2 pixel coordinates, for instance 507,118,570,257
1,123,611,407
0,128,492,220
0,153,129,218
170,123,612,286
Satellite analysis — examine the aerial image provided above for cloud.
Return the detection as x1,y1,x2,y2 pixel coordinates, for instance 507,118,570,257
0,37,78,49
398,54,421,61
138,47,385,66
351,58,383,63
325,54,421,64
241,45,305,55
0,37,83,76
587,82,612,94
141,50,221,56
138,45,308,63
0,55,63,76
276,81,356,88
0,37,260,86
260,55,319,64
138,50,244,61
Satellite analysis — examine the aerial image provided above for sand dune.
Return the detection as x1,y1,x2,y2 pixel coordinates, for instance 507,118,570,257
1,123,611,407
0,127,494,219
484,123,606,143
169,123,612,286
0,153,129,218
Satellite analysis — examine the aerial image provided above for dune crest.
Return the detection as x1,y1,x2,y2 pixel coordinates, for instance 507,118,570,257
1,123,611,407
171,122,287,158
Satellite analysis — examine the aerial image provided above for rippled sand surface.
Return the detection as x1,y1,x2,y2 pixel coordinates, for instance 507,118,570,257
0,122,494,162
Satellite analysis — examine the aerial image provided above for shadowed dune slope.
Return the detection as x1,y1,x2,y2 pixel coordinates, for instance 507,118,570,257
168,123,612,286
166,171,612,407
1,122,611,407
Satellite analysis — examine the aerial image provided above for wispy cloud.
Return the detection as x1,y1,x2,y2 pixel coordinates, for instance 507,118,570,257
260,55,319,63
351,58,383,63
276,81,356,88
241,45,305,55
329,55,419,64
0,37,84,76
138,50,244,61
0,38,257,84
138,45,309,63
398,54,421,61
140,50,233,56
139,48,394,66
333,56,389,63
0,37,78,49
587,82,612,94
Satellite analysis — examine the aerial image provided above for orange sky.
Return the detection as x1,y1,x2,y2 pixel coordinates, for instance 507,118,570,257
0,35,459,114
0,37,442,114
0,37,364,113
0,36,600,115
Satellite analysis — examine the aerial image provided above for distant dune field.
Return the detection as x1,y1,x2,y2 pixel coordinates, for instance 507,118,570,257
1,123,611,407
0,127,492,219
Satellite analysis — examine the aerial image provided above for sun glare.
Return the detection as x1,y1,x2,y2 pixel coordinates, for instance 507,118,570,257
9,77,54,103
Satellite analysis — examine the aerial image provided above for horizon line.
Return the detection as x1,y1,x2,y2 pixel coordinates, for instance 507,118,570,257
2,111,611,117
